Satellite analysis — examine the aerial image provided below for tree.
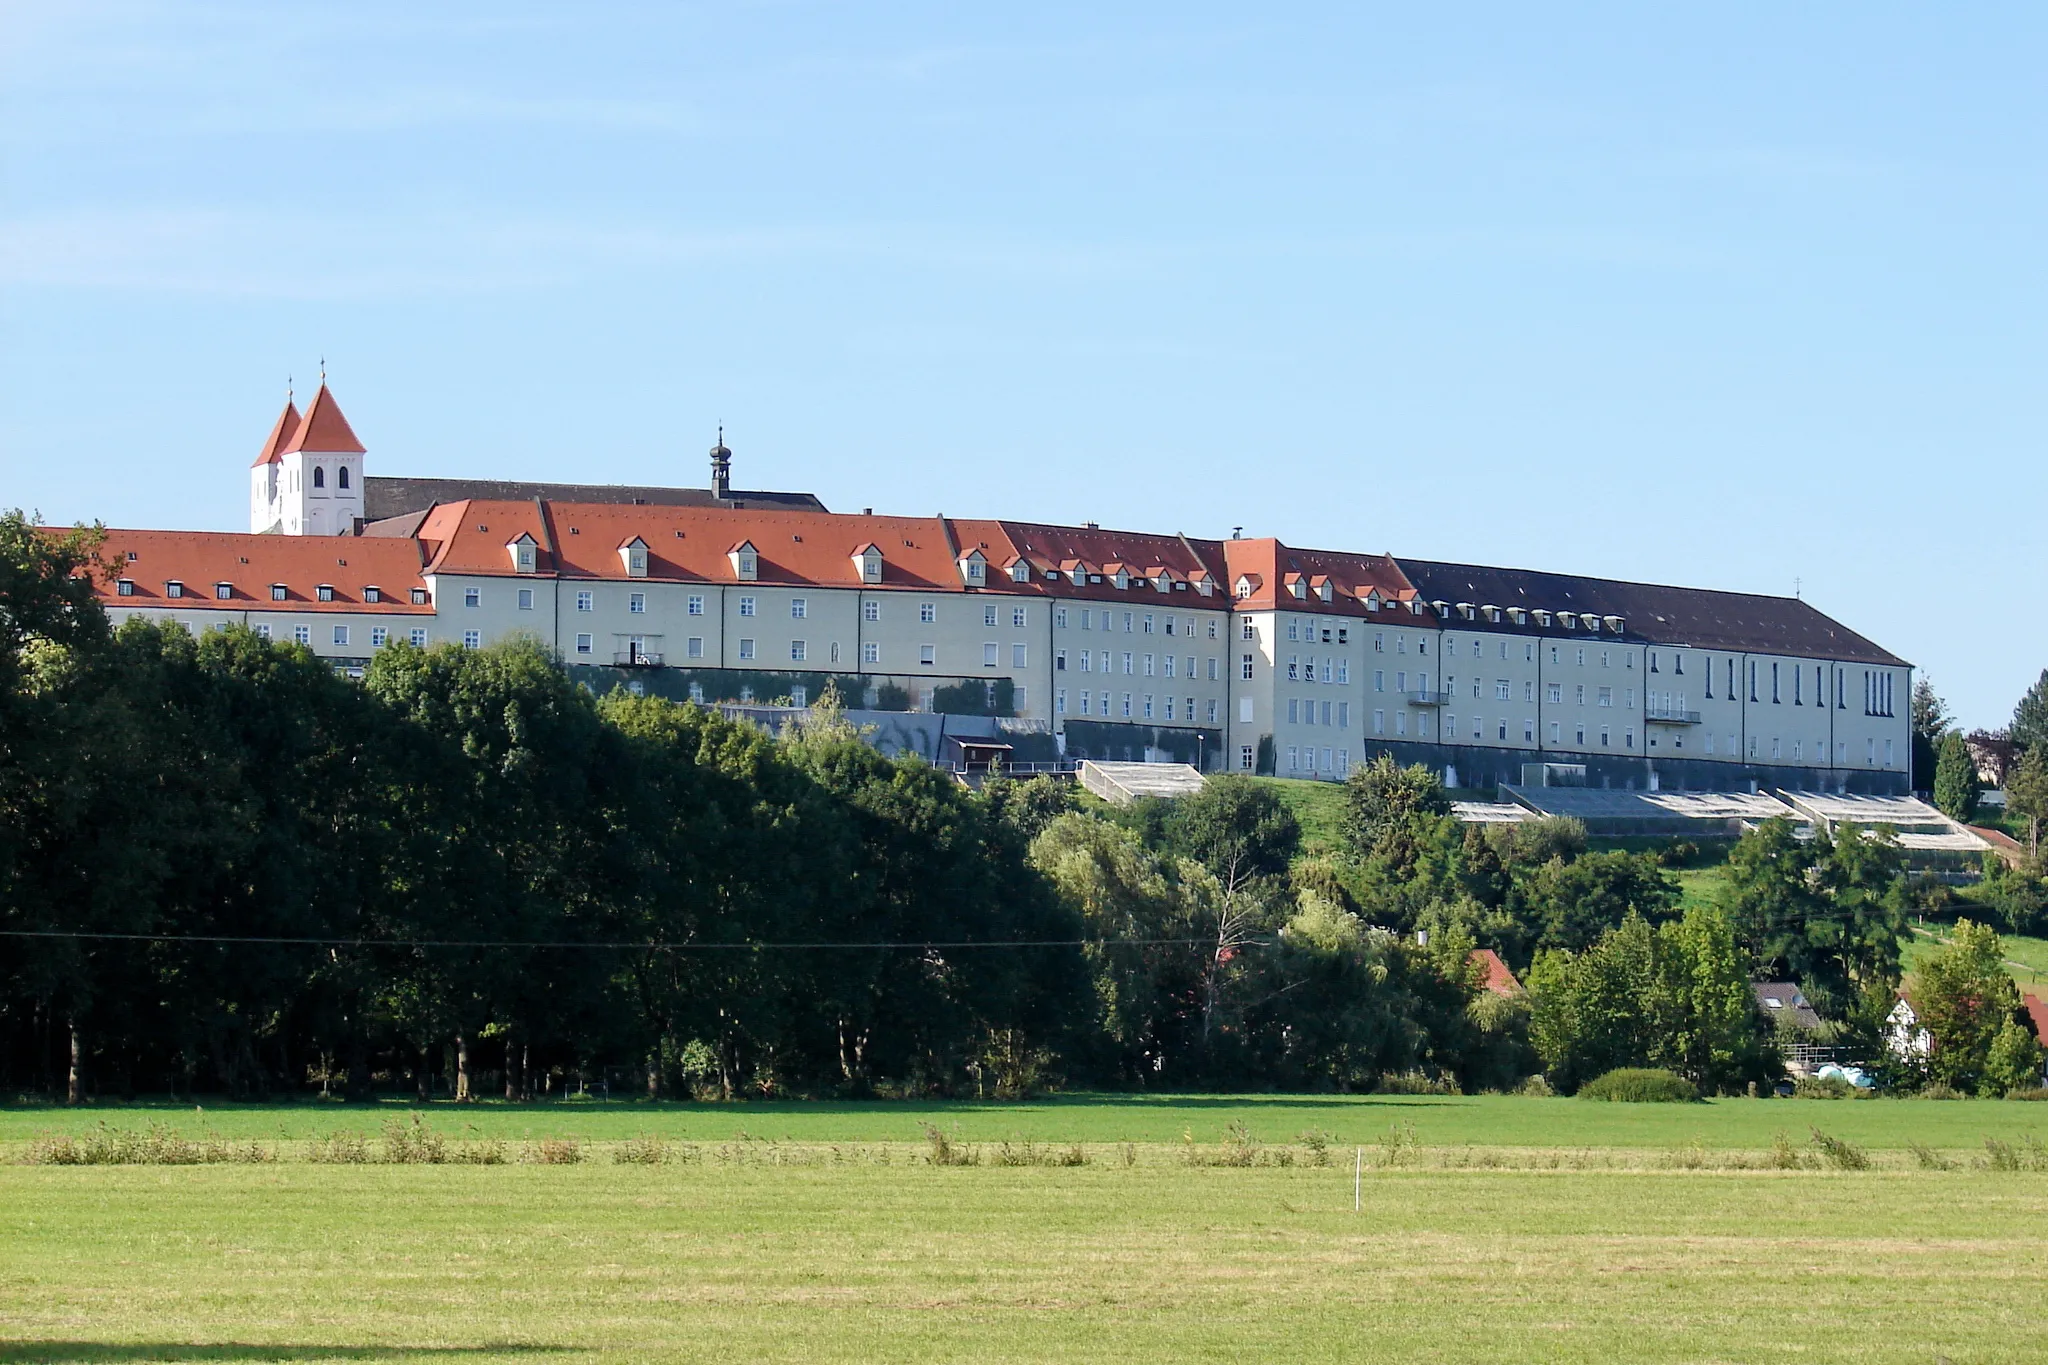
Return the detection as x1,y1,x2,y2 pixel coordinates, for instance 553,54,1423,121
1518,849,1678,954
2005,744,2048,860
2014,669,2048,754
1165,775,1299,896
1911,919,2026,1095
1932,731,1981,822
1527,913,1661,1092
1653,904,1763,1094
1726,817,1906,1017
1341,754,1451,873
1910,678,1950,791
1985,1016,2046,1096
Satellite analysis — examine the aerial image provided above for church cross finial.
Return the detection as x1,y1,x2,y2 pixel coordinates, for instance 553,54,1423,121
286,373,293,403
319,354,326,384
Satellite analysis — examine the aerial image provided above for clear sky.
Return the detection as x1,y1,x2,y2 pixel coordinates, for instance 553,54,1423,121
2,3,2040,729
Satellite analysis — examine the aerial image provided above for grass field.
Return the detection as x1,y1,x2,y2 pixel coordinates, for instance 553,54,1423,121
4,1139,2047,1363
5,1093,2048,1150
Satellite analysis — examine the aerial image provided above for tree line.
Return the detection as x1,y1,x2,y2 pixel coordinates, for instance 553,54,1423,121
2,513,2039,1102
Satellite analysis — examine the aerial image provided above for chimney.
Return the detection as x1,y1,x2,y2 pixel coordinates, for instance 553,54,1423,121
709,428,732,501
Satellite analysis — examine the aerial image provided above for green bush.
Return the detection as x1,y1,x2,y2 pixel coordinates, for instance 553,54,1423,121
1795,1074,1855,1100
1577,1068,1700,1103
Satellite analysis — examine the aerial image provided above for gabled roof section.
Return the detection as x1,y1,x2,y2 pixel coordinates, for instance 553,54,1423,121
1221,539,1414,614
253,399,301,468
79,528,431,613
280,384,366,455
1394,557,1908,664
981,520,1225,605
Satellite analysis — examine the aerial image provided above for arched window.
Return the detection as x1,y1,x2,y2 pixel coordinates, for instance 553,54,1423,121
312,465,325,489
337,466,350,490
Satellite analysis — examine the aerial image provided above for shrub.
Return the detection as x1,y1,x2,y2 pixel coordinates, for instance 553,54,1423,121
1808,1127,1869,1170
1375,1071,1461,1096
1795,1074,1855,1100
1768,1132,1803,1169
528,1137,582,1165
1907,1140,1954,1171
1578,1068,1700,1103
307,1130,374,1164
1515,1074,1556,1098
2004,1086,2048,1102
921,1123,975,1167
1921,1082,1965,1101
613,1135,674,1165
381,1115,447,1164
1982,1134,2048,1172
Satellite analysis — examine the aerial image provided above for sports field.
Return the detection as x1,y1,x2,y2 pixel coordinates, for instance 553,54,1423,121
4,1098,2046,1364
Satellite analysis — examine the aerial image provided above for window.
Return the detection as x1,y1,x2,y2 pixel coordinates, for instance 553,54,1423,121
738,638,756,660
920,644,936,667
1374,669,1384,691
687,637,704,659
1396,671,1407,692
1375,633,1385,652
577,591,593,612
864,599,880,622
1372,709,1385,735
859,640,877,664
1240,745,1254,771
1598,686,1613,707
332,625,349,646
1121,693,1133,718
254,622,271,639
1549,720,1560,742
688,595,704,616
1143,613,1155,634
1496,680,1511,701
338,466,350,490
982,642,999,667
1208,657,1219,680
1055,607,1068,629
214,583,232,600
1056,649,1067,671
1287,745,1299,772
1240,697,1254,723
371,626,387,648
410,629,427,647
1122,652,1134,674
791,640,807,662
294,624,312,645
1013,643,1028,668
1056,688,1067,715
1163,655,1177,678
1289,699,1299,725
519,588,536,611
1143,695,1155,719
791,598,807,619
1241,654,1254,680
738,596,756,617
1337,702,1349,728
1394,711,1405,735
985,605,999,627
1772,661,1781,703
576,633,593,655
1207,620,1219,640
1123,613,1134,633
1078,689,1091,715
269,584,286,601
920,601,936,624
1013,607,1028,628
312,466,324,489
1524,719,1534,743
464,587,480,608
463,630,480,649
1242,618,1255,640
1547,683,1562,703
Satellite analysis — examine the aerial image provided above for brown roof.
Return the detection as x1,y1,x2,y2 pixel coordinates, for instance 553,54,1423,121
279,384,365,455
362,476,825,521
86,528,431,614
1471,948,1523,997
251,399,301,468
2024,995,2048,1050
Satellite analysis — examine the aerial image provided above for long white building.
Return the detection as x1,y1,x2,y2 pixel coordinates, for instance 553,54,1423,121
85,385,1912,794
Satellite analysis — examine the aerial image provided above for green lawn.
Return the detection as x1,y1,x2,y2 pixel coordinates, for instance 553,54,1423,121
6,1093,2047,1151
1903,927,2048,994
3,1157,2044,1364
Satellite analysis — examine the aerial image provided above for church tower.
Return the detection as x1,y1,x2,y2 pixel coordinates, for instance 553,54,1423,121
255,382,366,534
250,395,300,533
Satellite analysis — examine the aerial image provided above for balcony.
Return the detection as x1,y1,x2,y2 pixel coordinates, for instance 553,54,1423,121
1644,707,1701,725
613,650,664,667
1407,690,1449,707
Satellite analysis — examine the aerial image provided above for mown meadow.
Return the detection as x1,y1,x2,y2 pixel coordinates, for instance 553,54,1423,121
4,1096,2048,1365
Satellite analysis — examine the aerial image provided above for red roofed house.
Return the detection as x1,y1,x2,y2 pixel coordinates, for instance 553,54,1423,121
1471,949,1523,998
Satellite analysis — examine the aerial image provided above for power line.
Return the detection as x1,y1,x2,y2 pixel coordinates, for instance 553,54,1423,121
0,929,1210,951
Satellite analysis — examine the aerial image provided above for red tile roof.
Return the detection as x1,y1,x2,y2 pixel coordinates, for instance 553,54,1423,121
2024,994,2048,1050
1222,538,1415,615
252,399,301,468
1471,948,1523,997
86,529,431,614
279,384,365,455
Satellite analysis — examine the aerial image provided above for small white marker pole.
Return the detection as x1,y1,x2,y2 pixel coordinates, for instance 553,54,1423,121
1353,1147,1362,1211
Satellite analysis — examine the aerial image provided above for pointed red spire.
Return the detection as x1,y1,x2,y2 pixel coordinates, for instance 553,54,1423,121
252,399,302,467
281,383,365,455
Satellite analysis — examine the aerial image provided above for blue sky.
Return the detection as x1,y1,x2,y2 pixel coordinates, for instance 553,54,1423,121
2,3,2041,729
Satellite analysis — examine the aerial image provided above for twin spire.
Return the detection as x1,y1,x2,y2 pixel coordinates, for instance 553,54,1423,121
251,382,365,468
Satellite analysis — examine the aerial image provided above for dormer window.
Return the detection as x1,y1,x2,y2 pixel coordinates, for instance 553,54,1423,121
364,586,382,604
271,584,287,601
1010,561,1031,583
116,578,135,596
1559,611,1578,628
853,544,884,584
728,540,757,580
165,580,184,598
621,537,651,579
410,588,429,605
1235,577,1253,600
317,584,336,603
1459,603,1476,620
1534,610,1552,627
1508,608,1526,624
1316,581,1333,603
1604,616,1624,635
958,549,987,585
214,583,232,600
1154,573,1172,594
1112,568,1129,590
507,533,539,574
